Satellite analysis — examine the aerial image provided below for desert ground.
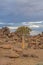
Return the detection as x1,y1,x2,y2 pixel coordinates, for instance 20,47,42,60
0,44,43,65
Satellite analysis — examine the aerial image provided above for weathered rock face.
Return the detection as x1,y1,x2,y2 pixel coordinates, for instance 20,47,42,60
0,27,10,38
2,27,10,35
28,33,43,48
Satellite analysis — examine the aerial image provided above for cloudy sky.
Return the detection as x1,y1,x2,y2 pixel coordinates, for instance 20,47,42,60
0,0,43,35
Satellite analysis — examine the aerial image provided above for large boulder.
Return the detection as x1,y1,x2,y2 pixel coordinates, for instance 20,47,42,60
0,48,20,58
0,44,12,49
2,27,10,36
14,47,22,54
4,50,20,58
0,27,10,38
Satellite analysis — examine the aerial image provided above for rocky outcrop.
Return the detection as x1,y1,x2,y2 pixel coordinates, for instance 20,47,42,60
0,27,10,38
0,27,43,49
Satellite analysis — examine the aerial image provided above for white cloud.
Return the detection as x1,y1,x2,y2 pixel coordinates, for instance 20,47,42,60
30,30,41,36
8,26,18,30
29,25,39,28
22,21,43,28
7,23,14,25
22,22,26,25
29,21,43,24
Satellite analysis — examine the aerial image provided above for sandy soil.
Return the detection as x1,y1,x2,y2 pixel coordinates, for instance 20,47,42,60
0,48,43,65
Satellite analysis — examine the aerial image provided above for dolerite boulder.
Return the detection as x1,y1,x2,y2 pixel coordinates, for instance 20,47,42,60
13,47,22,54
2,27,10,36
0,27,10,38
0,44,12,49
4,50,20,58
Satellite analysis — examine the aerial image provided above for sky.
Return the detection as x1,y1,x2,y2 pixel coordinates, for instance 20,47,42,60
0,0,43,35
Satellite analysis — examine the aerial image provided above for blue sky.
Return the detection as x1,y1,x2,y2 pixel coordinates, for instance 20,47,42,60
0,0,43,35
